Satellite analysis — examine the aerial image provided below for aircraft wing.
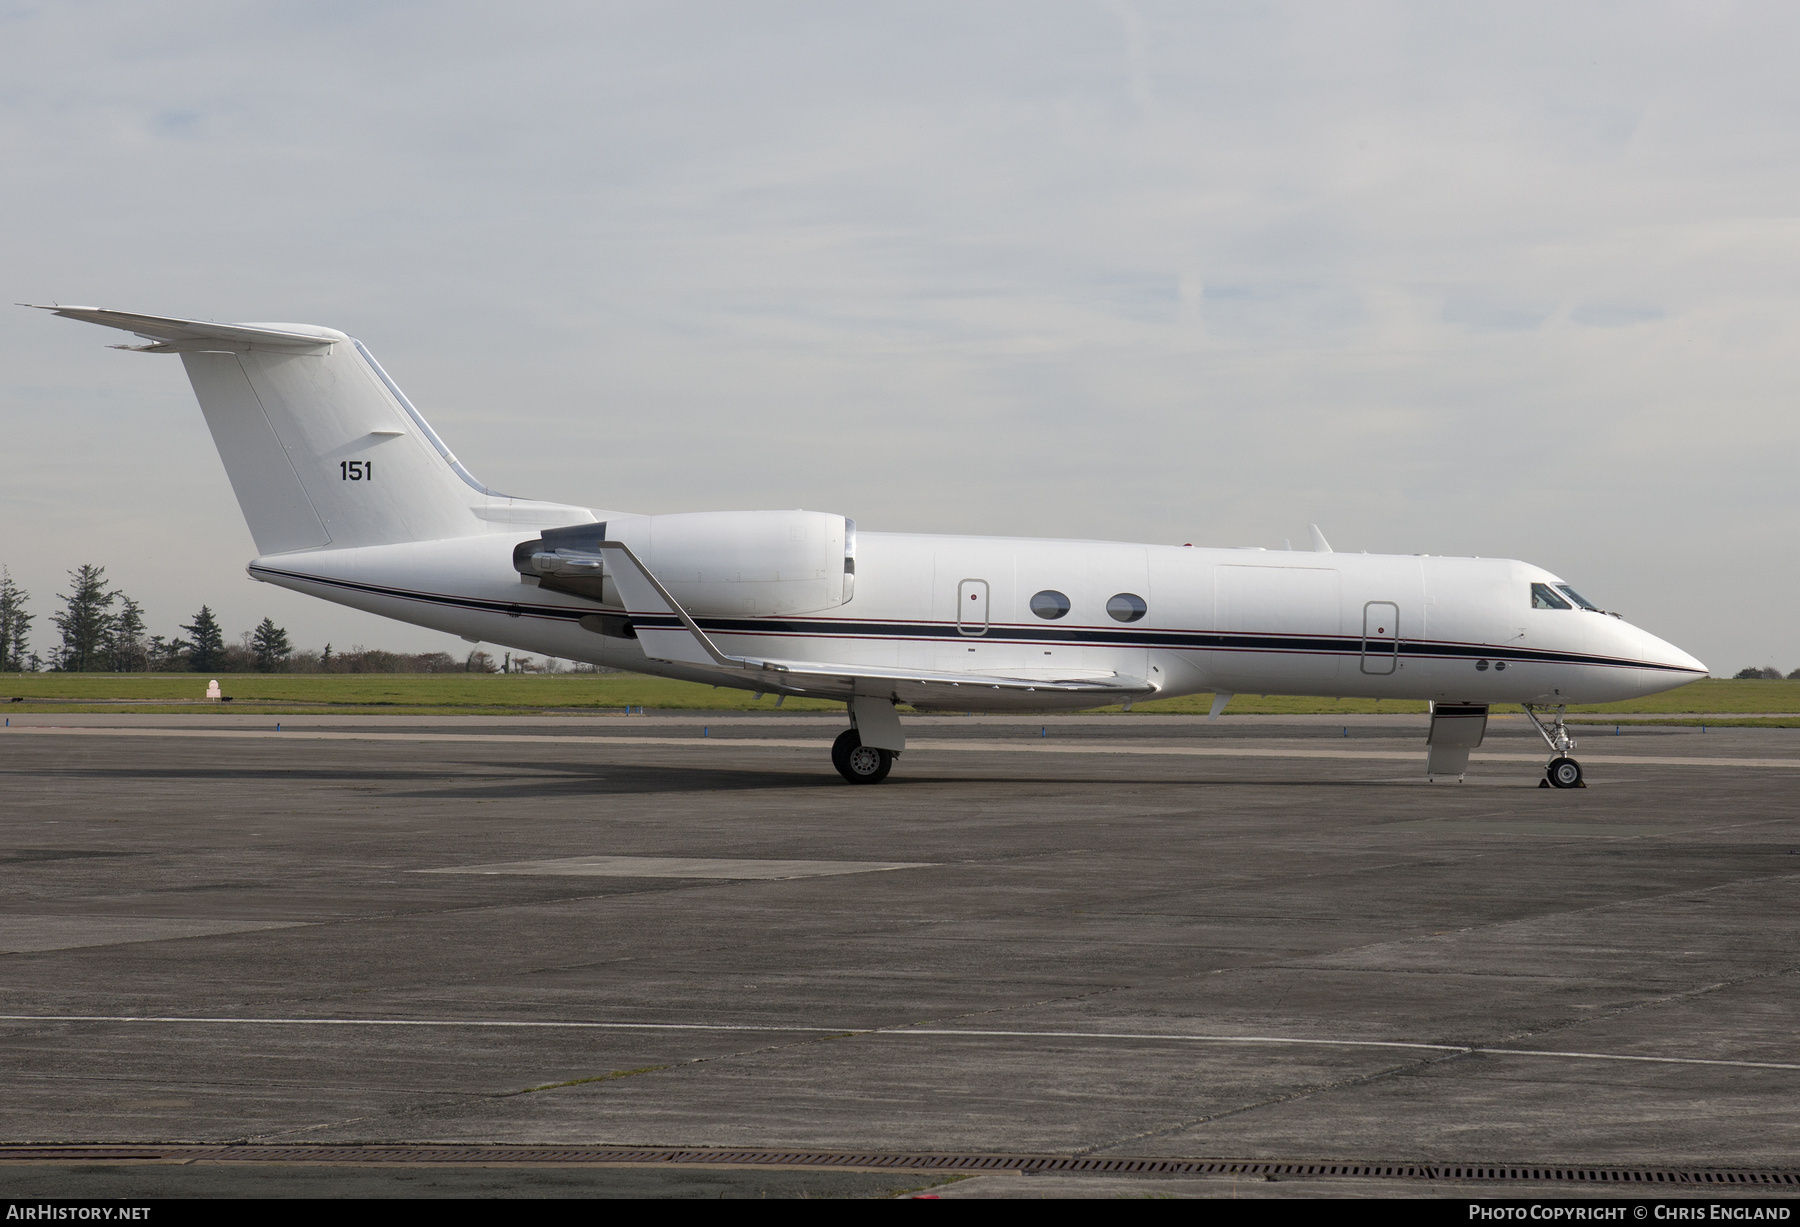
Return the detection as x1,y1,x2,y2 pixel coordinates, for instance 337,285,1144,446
594,541,1153,701
21,305,336,352
736,656,1147,694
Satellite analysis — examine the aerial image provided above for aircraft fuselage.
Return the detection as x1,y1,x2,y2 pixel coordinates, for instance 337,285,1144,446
248,529,1704,710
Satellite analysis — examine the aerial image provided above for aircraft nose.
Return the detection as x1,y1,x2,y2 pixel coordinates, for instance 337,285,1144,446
1665,643,1707,676
1623,621,1706,678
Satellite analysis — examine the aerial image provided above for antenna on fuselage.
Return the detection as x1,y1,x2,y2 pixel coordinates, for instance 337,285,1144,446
1309,524,1333,553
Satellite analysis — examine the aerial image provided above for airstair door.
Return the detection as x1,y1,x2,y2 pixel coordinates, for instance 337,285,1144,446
1361,601,1399,675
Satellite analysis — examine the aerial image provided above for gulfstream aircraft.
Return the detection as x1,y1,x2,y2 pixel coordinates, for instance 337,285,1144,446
32,306,1707,787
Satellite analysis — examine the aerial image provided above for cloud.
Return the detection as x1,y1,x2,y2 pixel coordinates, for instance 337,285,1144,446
1570,305,1664,328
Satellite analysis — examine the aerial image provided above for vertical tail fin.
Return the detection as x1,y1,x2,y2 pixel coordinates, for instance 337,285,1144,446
186,338,489,551
29,306,550,553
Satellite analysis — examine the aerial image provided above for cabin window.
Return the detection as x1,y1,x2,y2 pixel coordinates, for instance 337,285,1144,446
1555,584,1599,611
1029,590,1071,620
1106,593,1147,622
1531,582,1571,610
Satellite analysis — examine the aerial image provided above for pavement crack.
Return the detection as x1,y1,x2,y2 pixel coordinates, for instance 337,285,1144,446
1484,964,1800,1051
271,1028,867,1137
1078,1049,1470,1156
514,1064,670,1094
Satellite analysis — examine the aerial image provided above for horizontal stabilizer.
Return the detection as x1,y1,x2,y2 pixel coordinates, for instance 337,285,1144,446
22,305,340,352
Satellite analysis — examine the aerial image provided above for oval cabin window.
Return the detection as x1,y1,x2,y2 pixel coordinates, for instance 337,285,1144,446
1106,593,1147,623
1029,590,1071,620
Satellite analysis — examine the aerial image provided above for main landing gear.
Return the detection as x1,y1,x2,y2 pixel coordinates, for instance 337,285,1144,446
1523,704,1585,789
833,696,906,785
832,729,896,785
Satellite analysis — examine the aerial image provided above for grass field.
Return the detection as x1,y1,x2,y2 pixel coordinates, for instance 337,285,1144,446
3,673,1797,722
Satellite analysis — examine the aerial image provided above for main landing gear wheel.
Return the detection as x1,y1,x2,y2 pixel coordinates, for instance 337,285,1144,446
1546,756,1584,789
832,728,895,785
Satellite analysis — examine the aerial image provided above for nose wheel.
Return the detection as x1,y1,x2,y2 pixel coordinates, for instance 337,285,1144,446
1545,756,1583,789
1525,705,1587,789
832,728,895,785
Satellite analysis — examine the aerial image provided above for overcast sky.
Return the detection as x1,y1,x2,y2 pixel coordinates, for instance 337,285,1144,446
3,1,1796,673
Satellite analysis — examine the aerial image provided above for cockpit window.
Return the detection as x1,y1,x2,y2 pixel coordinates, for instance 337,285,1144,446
1555,584,1600,611
1531,582,1572,610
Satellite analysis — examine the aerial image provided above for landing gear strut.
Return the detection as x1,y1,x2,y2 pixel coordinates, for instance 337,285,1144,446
1523,704,1585,789
832,728,895,785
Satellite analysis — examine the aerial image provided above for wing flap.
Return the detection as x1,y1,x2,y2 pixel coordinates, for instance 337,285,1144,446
747,657,1146,693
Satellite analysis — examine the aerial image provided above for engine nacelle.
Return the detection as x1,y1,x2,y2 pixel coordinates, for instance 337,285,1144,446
515,509,855,616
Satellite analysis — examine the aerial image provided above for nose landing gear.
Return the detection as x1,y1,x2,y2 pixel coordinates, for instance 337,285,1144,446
1523,704,1585,788
1545,756,1583,788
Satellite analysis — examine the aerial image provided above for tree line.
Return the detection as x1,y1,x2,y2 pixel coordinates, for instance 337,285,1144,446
0,564,510,674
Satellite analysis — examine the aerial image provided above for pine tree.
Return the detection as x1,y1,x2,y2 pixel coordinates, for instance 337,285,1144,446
148,636,191,672
107,595,149,672
182,606,226,673
51,564,115,672
251,618,292,672
0,568,31,672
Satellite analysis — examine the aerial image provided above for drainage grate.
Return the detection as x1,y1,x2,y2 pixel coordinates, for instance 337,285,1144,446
1,1145,1796,1185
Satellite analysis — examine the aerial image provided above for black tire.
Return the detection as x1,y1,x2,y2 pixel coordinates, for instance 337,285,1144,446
832,728,895,785
1547,756,1583,789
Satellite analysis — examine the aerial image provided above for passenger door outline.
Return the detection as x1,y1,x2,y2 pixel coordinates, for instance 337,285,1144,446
1361,601,1399,675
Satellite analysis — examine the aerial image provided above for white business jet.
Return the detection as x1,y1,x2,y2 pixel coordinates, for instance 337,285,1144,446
31,306,1707,787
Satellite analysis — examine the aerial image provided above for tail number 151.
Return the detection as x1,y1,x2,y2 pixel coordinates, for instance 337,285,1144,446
340,460,373,481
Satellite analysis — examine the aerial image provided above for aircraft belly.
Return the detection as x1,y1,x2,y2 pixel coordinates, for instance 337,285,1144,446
1209,648,1341,691
255,573,593,664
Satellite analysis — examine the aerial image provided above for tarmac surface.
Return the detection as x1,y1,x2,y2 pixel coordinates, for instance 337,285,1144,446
2,711,1798,1199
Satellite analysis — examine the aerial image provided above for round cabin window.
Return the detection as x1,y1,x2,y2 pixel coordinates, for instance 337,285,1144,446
1029,590,1071,620
1106,593,1147,623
